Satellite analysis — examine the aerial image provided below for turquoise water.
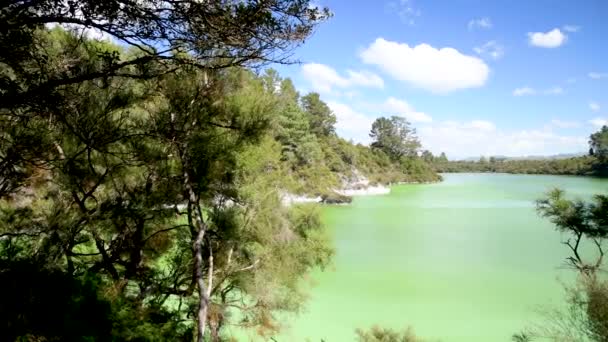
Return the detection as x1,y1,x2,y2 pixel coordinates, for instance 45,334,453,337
273,173,608,341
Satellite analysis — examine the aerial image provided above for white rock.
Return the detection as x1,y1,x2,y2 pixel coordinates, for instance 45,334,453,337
280,193,322,206
335,185,390,197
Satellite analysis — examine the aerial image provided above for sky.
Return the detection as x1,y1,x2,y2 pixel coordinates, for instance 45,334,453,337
272,0,608,159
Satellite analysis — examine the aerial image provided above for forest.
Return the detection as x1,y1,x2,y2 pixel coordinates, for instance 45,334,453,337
2,1,608,341
0,1,439,340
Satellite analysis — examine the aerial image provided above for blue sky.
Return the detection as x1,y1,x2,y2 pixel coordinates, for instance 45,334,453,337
273,0,608,159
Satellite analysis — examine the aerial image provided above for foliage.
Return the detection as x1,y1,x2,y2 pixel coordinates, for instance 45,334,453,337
400,157,441,183
0,22,333,342
355,326,428,342
435,156,598,176
590,126,608,160
0,19,441,341
536,189,608,273
301,92,337,137
590,126,608,176
370,116,421,161
0,260,114,341
522,277,608,342
511,332,533,342
1,0,331,112
522,188,608,342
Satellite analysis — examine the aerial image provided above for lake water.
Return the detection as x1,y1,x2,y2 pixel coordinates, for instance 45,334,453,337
276,173,608,341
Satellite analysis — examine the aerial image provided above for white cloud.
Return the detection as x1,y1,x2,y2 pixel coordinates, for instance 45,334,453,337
512,86,564,96
345,70,385,88
326,100,587,158
589,72,608,79
383,97,433,123
360,38,490,93
326,101,374,144
419,120,587,159
301,63,384,93
473,40,504,60
590,101,601,112
563,25,581,32
388,0,421,25
544,86,564,95
513,87,536,96
551,119,580,129
590,118,608,128
527,28,567,48
468,17,493,30
325,97,433,143
469,120,496,131
301,63,342,93
343,91,359,99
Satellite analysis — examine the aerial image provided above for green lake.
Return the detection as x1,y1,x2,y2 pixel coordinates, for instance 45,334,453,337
244,173,608,341
227,174,608,342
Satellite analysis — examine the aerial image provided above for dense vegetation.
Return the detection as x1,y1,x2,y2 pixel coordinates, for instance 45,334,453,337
435,155,598,175
0,1,439,341
8,1,607,341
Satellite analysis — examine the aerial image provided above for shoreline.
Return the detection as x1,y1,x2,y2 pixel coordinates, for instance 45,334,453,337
281,170,442,206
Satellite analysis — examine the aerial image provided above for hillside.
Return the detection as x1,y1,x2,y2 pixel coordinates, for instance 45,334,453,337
233,69,441,203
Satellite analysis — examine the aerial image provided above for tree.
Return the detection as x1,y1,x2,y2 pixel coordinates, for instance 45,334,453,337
0,0,330,199
590,126,608,161
536,189,608,274
590,126,608,176
370,116,421,161
0,10,444,340
1,0,330,110
302,92,336,137
518,189,608,341
273,80,323,168
421,150,434,163
1,3,331,338
0,29,333,341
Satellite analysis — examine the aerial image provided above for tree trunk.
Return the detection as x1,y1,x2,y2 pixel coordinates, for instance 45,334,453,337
184,164,210,342
209,320,220,342
194,227,209,342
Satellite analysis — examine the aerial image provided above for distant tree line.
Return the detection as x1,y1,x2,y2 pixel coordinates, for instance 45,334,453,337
427,126,608,177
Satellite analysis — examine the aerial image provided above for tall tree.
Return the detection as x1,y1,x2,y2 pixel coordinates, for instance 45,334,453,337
302,92,336,137
369,116,421,161
0,19,333,341
590,126,608,163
